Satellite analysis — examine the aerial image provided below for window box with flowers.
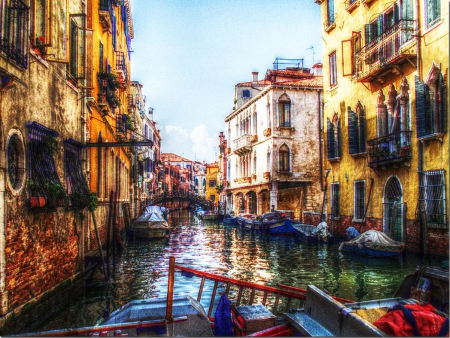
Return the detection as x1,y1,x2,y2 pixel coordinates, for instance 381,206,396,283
98,71,123,92
251,135,258,142
252,174,257,180
263,172,270,179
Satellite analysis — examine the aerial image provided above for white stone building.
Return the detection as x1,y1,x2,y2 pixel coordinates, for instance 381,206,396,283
224,64,325,219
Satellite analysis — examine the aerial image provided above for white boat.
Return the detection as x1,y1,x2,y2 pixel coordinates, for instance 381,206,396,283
131,205,169,239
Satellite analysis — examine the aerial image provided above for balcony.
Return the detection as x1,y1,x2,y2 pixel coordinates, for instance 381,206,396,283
356,20,416,83
233,134,252,155
367,130,412,169
323,14,337,32
263,128,271,137
115,51,128,90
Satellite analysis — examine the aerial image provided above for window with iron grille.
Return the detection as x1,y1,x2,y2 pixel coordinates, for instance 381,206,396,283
330,182,340,219
7,133,25,192
209,180,217,187
278,94,291,127
65,139,91,209
415,73,447,139
354,180,365,220
327,115,341,160
27,121,67,210
420,170,447,228
327,0,335,26
0,0,29,68
348,103,366,155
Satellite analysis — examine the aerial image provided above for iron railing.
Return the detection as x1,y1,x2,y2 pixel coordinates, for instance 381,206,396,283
367,130,412,168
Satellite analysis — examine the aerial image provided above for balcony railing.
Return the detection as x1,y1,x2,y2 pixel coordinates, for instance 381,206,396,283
356,20,416,82
367,130,412,168
345,0,360,12
233,134,252,155
323,13,337,32
115,51,128,89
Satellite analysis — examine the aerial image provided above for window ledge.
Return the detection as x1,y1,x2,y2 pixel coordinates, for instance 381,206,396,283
350,152,367,158
424,18,443,35
328,157,341,162
352,218,364,223
345,0,360,13
419,133,444,142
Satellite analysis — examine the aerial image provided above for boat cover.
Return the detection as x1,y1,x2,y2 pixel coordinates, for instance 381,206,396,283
133,206,168,229
341,230,404,252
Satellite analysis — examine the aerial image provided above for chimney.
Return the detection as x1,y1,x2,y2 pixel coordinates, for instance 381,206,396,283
219,131,224,144
312,63,323,76
252,72,258,84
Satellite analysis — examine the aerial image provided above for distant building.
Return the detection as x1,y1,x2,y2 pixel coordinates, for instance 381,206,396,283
225,64,324,219
205,163,219,207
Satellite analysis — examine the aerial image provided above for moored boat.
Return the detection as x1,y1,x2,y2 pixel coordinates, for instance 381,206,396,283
292,222,334,244
201,211,219,220
131,205,169,239
338,229,405,258
253,212,293,234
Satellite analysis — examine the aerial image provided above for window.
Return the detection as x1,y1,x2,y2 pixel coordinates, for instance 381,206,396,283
330,182,340,219
420,170,446,227
329,52,337,87
342,32,362,77
425,0,441,28
327,114,341,160
0,0,29,68
278,94,291,127
209,179,217,187
354,180,365,220
27,121,67,209
68,15,86,81
326,0,335,26
7,132,25,192
278,144,290,172
253,112,257,135
415,70,447,139
348,103,366,155
65,139,91,209
242,89,250,98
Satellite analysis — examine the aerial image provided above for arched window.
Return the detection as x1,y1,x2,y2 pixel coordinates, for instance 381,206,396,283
278,94,291,127
348,102,366,155
279,144,290,171
327,113,341,160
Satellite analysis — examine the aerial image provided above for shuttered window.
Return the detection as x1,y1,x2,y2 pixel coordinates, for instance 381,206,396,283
425,0,441,28
327,116,341,160
415,74,447,139
330,182,340,219
348,104,366,155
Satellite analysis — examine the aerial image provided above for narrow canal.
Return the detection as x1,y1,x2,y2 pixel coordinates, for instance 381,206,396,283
37,209,443,332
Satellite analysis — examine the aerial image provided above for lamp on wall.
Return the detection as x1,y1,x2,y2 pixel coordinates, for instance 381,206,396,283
345,173,349,181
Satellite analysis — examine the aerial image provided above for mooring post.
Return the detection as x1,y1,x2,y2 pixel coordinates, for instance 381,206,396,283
166,256,175,323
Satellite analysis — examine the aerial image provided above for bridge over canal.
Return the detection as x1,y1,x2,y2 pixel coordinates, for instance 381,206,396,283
145,192,213,211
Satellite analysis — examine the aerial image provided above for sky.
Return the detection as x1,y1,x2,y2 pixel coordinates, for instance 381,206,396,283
130,0,322,163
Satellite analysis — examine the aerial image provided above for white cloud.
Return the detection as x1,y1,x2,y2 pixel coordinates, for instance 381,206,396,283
161,124,217,163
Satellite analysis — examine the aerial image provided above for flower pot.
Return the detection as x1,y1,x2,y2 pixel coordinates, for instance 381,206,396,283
30,196,46,208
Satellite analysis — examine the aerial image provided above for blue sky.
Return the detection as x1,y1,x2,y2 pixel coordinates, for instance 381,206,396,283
130,0,322,163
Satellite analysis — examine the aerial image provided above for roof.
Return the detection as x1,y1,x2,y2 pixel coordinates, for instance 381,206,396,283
235,68,322,89
161,153,193,163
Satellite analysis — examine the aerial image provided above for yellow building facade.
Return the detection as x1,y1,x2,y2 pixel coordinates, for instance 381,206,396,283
86,0,134,244
316,0,448,256
205,163,219,209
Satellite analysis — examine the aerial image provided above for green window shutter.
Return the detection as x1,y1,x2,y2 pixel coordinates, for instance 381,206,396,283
348,109,358,154
327,119,335,159
337,120,342,158
415,76,428,138
365,24,371,44
359,111,367,153
439,74,447,133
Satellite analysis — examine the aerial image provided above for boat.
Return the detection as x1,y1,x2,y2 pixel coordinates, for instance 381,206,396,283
14,260,448,337
248,212,294,235
130,205,169,239
223,214,238,225
292,221,334,244
201,211,219,220
338,229,405,258
281,265,449,337
236,213,256,227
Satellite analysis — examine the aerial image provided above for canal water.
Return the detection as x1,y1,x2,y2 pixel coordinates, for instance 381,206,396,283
37,209,443,332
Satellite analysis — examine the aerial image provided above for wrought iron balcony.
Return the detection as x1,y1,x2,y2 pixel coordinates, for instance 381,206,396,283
367,130,412,169
115,51,128,89
233,134,252,155
356,20,416,83
345,0,360,13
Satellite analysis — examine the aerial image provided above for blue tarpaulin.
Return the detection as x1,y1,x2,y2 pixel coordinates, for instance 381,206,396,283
214,294,233,336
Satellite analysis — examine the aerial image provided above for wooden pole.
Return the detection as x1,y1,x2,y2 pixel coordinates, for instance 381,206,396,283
106,190,114,278
166,256,175,323
112,191,118,274
91,210,108,282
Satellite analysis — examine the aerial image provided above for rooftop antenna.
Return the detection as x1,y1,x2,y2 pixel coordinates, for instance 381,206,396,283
307,45,316,65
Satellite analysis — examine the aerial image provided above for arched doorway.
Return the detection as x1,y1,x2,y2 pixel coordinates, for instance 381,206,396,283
235,192,244,214
383,176,404,242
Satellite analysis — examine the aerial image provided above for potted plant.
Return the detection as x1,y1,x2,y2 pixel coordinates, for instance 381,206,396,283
28,179,46,208
46,181,66,206
34,36,46,57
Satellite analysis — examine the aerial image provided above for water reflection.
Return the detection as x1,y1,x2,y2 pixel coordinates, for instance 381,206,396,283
37,209,442,331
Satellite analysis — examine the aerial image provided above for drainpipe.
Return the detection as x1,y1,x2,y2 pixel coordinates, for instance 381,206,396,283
418,140,427,254
318,90,324,191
